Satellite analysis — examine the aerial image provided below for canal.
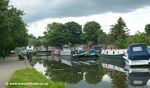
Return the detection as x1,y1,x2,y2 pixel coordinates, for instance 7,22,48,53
32,56,150,88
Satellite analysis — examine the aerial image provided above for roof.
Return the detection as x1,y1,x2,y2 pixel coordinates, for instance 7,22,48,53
127,43,150,60
129,43,145,47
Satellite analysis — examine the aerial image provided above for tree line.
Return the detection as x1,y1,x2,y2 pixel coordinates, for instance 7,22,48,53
43,21,104,49
0,0,28,57
42,17,150,49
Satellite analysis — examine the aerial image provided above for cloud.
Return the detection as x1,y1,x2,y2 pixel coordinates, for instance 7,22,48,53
27,6,150,37
10,0,150,23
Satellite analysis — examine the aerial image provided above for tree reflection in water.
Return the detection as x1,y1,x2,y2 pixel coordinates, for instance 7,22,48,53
101,58,127,88
42,59,104,84
33,56,150,88
44,59,83,84
109,71,127,88
84,65,104,84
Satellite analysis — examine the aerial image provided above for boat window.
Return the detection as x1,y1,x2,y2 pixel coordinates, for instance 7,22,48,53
147,46,150,53
133,80,143,85
132,47,142,52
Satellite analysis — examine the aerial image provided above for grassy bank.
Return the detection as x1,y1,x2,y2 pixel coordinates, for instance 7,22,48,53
7,68,65,88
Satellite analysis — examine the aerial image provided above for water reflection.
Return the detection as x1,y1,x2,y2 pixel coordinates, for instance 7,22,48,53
44,60,83,84
101,58,127,88
126,67,150,87
33,56,150,88
42,57,104,85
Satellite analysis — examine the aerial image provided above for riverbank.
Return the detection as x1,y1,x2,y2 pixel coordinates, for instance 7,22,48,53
0,55,31,88
7,68,65,88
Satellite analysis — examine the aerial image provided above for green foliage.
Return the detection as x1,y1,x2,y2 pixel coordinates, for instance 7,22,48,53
101,34,113,44
0,0,28,57
45,22,83,48
115,38,127,49
83,21,101,43
46,22,67,48
145,24,150,35
7,68,65,88
43,18,150,49
8,6,28,49
110,17,128,40
97,30,107,44
0,0,12,50
43,59,103,84
28,34,45,48
110,71,127,88
84,65,104,84
28,34,36,46
44,60,83,84
65,21,82,46
126,32,150,45
81,33,87,44
110,17,129,48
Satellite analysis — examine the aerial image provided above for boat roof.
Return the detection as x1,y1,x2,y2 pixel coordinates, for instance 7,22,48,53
129,43,145,47
127,43,150,60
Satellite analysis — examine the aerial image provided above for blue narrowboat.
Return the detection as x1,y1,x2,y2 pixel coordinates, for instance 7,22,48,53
72,49,98,57
123,43,150,66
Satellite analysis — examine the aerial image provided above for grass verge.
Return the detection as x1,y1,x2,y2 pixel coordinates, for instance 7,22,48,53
7,68,65,88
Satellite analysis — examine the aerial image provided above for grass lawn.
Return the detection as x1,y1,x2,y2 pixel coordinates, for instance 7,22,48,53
7,68,65,88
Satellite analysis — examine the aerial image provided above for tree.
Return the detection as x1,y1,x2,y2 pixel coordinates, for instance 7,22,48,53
105,34,113,44
110,17,129,48
28,34,36,46
28,34,44,48
8,6,28,49
43,32,49,49
0,0,12,57
126,32,150,45
65,21,82,46
0,1,28,58
35,37,44,47
83,21,101,44
46,22,67,48
145,24,150,35
97,30,107,44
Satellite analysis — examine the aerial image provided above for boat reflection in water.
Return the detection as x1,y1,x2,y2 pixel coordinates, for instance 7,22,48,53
33,56,150,88
126,66,150,87
101,57,150,88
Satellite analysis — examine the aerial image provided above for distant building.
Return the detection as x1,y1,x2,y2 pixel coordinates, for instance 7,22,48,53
26,45,34,52
99,44,116,49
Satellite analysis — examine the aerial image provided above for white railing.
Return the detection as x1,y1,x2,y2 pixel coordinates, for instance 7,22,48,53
101,49,127,55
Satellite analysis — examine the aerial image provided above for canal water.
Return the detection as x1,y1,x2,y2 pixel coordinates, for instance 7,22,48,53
33,56,150,88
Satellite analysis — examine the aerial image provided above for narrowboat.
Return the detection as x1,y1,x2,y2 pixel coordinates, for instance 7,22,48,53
101,49,127,59
72,49,99,57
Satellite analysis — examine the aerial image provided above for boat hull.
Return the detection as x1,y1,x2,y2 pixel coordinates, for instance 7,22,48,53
124,56,150,66
72,56,98,60
101,54,124,59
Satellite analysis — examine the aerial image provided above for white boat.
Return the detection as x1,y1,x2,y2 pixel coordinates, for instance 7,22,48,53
101,49,127,55
126,67,150,87
54,49,60,55
101,49,127,59
60,48,72,56
123,43,150,66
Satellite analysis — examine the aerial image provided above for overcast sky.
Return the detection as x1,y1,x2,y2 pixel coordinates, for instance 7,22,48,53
10,0,150,37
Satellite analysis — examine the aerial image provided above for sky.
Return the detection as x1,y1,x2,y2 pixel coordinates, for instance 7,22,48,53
10,0,150,37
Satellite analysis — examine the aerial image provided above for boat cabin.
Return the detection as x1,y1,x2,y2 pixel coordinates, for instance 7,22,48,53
127,43,150,60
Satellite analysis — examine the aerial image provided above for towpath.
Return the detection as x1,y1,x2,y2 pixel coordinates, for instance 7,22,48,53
0,55,31,88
